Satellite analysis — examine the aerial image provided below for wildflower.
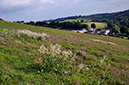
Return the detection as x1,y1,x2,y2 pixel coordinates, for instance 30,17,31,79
38,43,76,74
100,56,107,65
37,71,40,73
91,39,115,45
17,29,50,40
41,69,44,72
86,67,89,70
1,37,4,40
78,63,84,71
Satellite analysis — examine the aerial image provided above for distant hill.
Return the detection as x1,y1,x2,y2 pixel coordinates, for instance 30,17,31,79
0,18,4,21
46,9,129,21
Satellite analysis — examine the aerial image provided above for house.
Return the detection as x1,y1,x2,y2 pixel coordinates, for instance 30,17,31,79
99,29,110,35
72,28,110,35
72,29,87,33
87,28,95,34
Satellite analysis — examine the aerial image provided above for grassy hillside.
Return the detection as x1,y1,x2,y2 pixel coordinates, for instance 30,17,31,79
0,20,129,85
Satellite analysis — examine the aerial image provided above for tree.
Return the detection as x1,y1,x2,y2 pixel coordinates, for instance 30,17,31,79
120,26,129,34
81,24,89,30
91,23,96,29
29,21,35,25
81,19,84,23
112,24,120,34
35,21,42,26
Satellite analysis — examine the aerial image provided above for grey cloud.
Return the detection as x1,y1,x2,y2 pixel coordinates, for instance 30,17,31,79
0,0,129,21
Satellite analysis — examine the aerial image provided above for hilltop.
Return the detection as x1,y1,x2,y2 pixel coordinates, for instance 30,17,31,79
0,20,129,84
47,9,129,21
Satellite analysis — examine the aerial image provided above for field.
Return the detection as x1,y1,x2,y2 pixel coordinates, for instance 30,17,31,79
64,19,106,29
82,22,106,29
0,20,129,85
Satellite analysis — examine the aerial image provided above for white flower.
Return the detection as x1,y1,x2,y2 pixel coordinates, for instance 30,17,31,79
86,67,89,70
38,43,76,60
41,69,44,72
91,39,115,45
17,29,50,40
78,63,84,71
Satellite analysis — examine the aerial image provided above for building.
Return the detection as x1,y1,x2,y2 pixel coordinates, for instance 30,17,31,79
99,29,110,35
72,29,87,33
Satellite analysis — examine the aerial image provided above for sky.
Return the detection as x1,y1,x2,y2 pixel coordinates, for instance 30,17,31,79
0,0,129,22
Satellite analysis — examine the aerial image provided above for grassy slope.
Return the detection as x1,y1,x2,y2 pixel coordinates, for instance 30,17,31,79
0,21,129,85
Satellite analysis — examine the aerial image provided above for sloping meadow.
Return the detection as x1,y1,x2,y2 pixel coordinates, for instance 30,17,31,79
0,21,129,84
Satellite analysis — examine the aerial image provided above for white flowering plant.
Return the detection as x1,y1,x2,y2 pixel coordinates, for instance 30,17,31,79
91,39,116,45
36,43,77,74
1,29,16,37
1,29,50,41
17,29,50,40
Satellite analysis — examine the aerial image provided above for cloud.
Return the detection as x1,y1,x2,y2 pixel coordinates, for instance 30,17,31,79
0,0,30,8
71,0,82,4
0,0,129,21
40,0,55,4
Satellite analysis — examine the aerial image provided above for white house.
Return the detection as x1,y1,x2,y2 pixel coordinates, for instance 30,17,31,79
99,29,110,35
72,29,87,33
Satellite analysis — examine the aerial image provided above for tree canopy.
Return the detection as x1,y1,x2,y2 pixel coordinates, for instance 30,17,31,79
91,23,96,29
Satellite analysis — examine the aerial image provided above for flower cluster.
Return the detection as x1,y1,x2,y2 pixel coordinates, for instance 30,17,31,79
91,39,116,45
100,56,107,64
17,29,50,40
98,56,108,68
38,43,76,74
78,63,84,71
2,29,15,36
38,43,76,59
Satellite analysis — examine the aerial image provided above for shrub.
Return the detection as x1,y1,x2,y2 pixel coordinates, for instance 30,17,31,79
128,36,129,40
109,34,115,37
120,36,124,39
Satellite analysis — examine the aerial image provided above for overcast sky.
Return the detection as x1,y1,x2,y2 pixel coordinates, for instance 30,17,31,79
0,0,129,22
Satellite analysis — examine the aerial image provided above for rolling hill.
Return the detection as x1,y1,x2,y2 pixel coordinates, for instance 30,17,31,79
0,20,129,84
47,9,129,21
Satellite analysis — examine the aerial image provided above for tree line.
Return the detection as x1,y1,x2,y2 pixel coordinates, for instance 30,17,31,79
92,16,129,37
16,20,89,30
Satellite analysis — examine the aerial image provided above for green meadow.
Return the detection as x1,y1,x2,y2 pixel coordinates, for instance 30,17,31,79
0,20,129,85
82,22,106,29
64,19,106,29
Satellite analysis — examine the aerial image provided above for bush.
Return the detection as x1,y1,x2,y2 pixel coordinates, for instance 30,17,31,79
120,36,124,39
128,36,129,40
109,34,115,37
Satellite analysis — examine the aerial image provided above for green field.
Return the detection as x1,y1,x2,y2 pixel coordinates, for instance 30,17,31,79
64,19,106,29
82,22,106,29
0,20,129,85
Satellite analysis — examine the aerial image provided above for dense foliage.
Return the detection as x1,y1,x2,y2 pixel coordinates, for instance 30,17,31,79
91,10,129,38
19,21,89,30
91,23,96,29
